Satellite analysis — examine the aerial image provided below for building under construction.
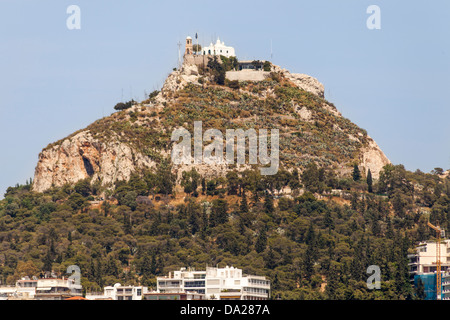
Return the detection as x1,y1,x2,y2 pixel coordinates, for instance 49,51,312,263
408,222,448,300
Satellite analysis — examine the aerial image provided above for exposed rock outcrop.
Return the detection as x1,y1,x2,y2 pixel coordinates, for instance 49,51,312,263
160,63,201,98
273,65,325,98
33,131,156,193
359,136,390,179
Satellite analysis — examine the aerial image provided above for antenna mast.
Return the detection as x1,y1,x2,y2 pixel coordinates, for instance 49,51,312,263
177,40,182,69
195,32,198,55
270,39,273,60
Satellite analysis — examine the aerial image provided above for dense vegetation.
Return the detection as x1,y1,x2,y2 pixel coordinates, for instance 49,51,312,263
45,69,370,175
5,62,449,299
0,162,448,299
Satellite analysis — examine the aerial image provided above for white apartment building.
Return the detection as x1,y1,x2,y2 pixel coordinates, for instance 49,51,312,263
408,240,450,275
0,277,82,300
86,283,148,300
157,266,270,300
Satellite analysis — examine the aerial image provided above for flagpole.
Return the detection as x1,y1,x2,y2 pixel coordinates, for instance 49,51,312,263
195,32,198,55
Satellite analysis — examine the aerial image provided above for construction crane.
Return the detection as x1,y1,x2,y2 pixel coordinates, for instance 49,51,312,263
427,221,445,300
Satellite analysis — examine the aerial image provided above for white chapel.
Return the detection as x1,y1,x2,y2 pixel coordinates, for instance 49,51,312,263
201,37,236,58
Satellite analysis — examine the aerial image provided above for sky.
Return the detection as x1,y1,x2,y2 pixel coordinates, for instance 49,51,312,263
0,0,449,198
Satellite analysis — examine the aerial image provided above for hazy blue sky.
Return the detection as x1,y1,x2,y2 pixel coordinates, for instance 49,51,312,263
1,0,449,197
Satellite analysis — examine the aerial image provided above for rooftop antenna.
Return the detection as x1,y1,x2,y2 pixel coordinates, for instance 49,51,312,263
195,32,198,55
270,39,273,61
177,40,182,69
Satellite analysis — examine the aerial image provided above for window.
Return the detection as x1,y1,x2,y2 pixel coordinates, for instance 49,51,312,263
244,287,268,294
137,289,142,296
159,281,180,287
184,280,205,288
248,279,269,286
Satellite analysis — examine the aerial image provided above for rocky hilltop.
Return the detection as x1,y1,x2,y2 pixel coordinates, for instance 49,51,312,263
32,60,389,193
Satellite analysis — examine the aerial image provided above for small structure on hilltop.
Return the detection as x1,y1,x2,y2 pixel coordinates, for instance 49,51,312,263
185,36,193,55
183,35,237,67
182,35,272,81
183,35,236,59
201,37,236,58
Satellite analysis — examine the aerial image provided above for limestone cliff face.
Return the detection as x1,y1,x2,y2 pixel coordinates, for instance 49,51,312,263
273,65,325,98
360,136,390,179
33,131,156,193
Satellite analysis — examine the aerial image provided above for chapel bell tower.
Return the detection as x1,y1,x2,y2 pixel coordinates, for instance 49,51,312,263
185,36,193,55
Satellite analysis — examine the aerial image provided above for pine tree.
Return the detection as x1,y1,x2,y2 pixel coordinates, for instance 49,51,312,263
386,217,394,239
351,192,358,210
123,212,132,234
102,200,111,217
325,264,339,299
42,249,53,272
140,254,152,286
303,223,317,282
106,255,119,278
201,177,206,195
367,169,373,193
252,190,260,206
187,199,200,234
303,243,315,282
210,199,228,227
255,226,267,253
352,164,361,181
265,248,277,269
96,258,104,289
324,210,334,231
415,278,426,300
199,205,209,239
263,191,274,215
150,254,158,275
289,168,301,190
240,189,249,213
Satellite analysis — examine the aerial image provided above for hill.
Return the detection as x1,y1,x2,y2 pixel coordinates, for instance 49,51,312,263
32,60,389,193
1,57,449,300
